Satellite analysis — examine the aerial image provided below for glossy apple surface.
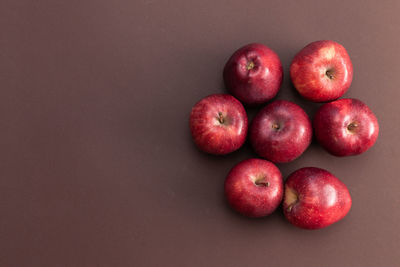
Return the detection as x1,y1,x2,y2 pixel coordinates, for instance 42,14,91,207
223,43,283,105
313,98,379,156
283,167,352,230
290,40,353,102
250,100,312,163
225,158,283,218
189,94,247,155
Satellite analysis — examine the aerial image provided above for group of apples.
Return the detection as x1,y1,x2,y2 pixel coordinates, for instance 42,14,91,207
189,41,379,229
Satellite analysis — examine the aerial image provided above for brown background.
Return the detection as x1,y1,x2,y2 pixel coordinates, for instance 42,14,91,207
1,0,399,266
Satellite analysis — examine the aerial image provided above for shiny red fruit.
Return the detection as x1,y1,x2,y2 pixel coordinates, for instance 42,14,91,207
225,158,283,218
313,98,379,157
290,40,353,102
250,100,312,163
223,43,283,105
283,167,352,230
189,94,248,155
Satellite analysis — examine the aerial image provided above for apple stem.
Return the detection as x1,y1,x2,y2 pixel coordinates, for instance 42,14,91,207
218,112,224,124
255,177,270,186
256,181,270,187
287,205,293,212
325,69,334,79
272,123,280,130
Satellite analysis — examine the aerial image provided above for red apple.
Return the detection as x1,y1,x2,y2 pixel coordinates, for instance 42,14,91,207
283,167,352,230
290,40,353,102
224,158,283,218
313,98,379,157
249,100,312,163
189,94,248,155
223,43,283,105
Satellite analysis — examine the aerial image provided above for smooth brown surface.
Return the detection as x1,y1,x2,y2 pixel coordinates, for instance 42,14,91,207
1,1,399,266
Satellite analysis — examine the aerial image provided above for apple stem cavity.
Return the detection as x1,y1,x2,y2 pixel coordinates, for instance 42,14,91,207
272,123,280,130
217,112,225,124
254,176,270,187
255,181,270,187
325,69,335,79
246,61,255,70
347,122,359,133
285,187,299,212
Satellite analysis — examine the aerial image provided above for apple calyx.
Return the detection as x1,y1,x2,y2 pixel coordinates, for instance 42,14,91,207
285,187,299,212
246,61,255,70
347,121,358,133
254,175,270,187
325,69,335,79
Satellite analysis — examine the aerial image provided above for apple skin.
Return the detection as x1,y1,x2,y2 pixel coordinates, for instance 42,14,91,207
224,158,283,218
290,40,353,102
189,94,248,155
223,43,283,105
283,167,352,230
249,100,312,163
313,98,379,157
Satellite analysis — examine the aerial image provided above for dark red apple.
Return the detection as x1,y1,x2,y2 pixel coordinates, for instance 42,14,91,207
313,98,379,157
290,40,353,102
223,43,283,105
189,94,248,155
283,167,352,230
224,158,283,218
249,100,312,163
